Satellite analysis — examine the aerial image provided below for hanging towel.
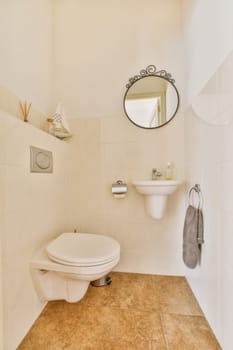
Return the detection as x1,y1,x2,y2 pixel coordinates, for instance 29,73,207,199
183,205,204,269
197,208,204,245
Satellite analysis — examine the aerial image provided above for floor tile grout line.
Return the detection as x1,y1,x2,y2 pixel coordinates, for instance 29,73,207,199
159,312,170,350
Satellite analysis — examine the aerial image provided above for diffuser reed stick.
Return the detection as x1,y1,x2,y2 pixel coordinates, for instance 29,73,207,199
19,100,31,122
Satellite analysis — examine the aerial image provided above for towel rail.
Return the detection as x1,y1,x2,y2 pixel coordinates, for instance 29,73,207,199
188,184,202,209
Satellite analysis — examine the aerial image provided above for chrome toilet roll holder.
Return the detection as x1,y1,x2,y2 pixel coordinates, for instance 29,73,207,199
111,180,127,198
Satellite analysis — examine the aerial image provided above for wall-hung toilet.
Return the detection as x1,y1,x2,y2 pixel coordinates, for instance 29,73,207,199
30,232,120,303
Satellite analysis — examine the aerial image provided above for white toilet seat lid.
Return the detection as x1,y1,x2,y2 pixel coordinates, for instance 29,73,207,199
46,233,120,267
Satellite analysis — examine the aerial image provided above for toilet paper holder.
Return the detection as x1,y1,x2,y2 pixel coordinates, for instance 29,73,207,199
112,180,127,198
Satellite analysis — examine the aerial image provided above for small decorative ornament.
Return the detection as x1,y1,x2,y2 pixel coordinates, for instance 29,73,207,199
49,103,72,139
19,100,31,122
47,118,55,135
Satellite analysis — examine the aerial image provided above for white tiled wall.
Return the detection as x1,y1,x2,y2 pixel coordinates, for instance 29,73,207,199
0,111,68,350
182,0,233,107
65,113,185,275
184,50,233,350
0,0,53,115
52,0,184,118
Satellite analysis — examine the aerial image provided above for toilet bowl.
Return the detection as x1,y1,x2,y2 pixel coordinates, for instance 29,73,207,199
30,232,120,303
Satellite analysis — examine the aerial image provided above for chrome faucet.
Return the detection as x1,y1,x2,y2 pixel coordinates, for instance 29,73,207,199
152,168,162,180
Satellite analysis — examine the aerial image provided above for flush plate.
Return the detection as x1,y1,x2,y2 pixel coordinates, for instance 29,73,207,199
30,146,53,173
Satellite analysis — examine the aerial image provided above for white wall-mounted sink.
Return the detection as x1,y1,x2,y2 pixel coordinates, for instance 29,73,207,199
132,180,182,219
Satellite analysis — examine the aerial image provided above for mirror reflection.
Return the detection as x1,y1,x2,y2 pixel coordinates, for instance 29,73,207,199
123,66,179,129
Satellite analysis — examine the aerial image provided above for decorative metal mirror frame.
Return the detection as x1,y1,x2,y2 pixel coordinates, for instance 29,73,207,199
123,65,180,129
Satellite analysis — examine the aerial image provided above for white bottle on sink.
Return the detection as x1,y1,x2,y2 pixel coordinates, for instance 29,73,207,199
165,161,173,180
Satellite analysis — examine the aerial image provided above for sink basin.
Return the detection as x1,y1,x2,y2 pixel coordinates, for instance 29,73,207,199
132,180,182,219
132,180,181,195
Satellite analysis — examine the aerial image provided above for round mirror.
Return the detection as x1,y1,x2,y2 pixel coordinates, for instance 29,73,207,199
123,66,179,129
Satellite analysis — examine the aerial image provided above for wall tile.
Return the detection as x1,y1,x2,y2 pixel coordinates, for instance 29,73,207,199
1,113,67,350
184,50,233,349
67,115,185,275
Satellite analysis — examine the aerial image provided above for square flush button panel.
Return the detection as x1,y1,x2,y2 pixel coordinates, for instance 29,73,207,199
30,146,53,173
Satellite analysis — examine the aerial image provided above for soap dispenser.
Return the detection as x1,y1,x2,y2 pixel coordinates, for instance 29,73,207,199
165,161,173,180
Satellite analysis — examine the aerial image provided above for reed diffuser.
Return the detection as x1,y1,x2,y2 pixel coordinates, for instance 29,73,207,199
19,100,31,122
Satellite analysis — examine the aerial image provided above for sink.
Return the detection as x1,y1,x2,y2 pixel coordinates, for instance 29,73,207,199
132,180,181,195
132,180,182,219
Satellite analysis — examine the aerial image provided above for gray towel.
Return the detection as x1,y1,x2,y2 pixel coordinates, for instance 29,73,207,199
183,205,204,269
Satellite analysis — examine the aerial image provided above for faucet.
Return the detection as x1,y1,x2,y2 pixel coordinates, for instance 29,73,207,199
152,168,162,180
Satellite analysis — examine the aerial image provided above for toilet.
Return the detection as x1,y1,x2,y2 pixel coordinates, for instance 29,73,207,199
30,232,120,303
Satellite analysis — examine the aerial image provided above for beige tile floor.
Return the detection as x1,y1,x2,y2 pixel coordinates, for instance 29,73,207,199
18,272,221,350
